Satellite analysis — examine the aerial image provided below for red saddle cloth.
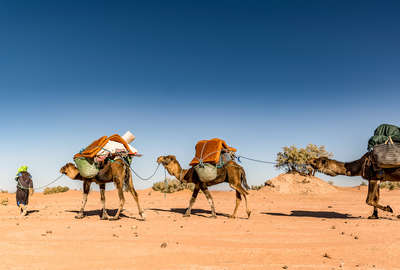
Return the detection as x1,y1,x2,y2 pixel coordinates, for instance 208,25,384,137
189,138,236,166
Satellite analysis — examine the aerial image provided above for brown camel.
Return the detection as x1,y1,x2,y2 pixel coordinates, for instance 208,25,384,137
157,155,251,219
309,152,400,219
60,159,144,220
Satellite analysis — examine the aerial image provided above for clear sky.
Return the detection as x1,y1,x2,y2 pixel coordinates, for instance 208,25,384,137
0,0,399,192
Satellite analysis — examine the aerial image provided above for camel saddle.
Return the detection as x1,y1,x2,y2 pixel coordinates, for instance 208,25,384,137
189,138,236,166
74,134,135,159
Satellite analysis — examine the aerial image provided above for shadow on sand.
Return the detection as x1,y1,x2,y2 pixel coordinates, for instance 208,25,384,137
148,207,231,218
262,210,359,219
25,210,39,216
65,209,143,220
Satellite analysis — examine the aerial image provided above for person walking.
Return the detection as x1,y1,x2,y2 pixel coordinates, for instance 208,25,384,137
15,166,34,216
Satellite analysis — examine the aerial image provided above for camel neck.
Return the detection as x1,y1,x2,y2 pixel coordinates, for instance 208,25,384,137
167,161,185,181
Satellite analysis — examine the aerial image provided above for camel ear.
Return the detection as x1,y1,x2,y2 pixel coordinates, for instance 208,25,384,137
168,155,176,160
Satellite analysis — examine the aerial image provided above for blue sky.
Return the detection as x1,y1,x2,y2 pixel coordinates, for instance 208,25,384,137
0,0,399,191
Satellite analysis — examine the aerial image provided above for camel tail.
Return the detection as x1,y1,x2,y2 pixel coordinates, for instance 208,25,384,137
241,168,250,190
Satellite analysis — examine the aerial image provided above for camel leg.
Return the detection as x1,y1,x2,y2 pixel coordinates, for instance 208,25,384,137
229,190,241,219
201,184,217,218
110,184,125,220
229,184,251,219
366,180,393,219
183,184,200,217
127,175,145,220
99,184,109,220
76,180,91,219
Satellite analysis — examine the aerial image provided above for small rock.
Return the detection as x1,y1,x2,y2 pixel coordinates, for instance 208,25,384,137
180,225,183,228
282,266,288,269
328,206,332,208
354,236,359,240
16,223,19,226
46,230,52,234
341,232,345,235
160,242,167,248
41,234,46,236
131,225,138,230
330,225,336,229
113,234,119,238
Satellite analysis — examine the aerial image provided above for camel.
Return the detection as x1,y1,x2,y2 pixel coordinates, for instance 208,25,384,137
60,158,144,220
309,152,400,219
157,155,251,219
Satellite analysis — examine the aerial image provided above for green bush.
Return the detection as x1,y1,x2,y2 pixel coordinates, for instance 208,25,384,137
276,144,332,175
43,186,69,195
360,181,368,186
152,179,194,193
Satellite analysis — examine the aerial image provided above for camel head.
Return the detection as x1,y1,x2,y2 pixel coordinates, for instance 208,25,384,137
157,155,177,166
157,155,184,179
308,157,339,177
60,163,80,179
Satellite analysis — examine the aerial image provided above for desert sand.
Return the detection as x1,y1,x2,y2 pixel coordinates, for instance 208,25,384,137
0,175,399,270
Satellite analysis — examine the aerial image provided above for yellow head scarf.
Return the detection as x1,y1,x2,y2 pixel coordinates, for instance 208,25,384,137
17,166,28,175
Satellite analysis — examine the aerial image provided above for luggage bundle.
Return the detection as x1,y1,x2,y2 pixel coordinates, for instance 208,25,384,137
369,124,400,168
73,131,139,178
190,138,236,182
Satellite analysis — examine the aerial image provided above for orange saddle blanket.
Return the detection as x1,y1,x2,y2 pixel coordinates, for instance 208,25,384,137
189,138,236,166
74,134,134,159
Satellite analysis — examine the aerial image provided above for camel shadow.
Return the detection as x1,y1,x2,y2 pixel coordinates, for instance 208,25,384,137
65,209,143,220
148,208,231,218
262,210,359,219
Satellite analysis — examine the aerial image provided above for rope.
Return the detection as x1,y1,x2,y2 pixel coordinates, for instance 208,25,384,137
130,163,161,181
16,174,64,191
237,155,277,165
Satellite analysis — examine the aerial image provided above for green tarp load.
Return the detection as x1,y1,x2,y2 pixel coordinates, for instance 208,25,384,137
368,124,400,151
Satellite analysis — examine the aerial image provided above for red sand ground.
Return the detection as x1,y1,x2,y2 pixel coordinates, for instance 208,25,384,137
0,176,399,270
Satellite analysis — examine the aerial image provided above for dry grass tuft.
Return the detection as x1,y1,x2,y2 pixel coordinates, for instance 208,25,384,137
43,186,69,195
1,198,8,206
152,179,194,193
380,182,400,190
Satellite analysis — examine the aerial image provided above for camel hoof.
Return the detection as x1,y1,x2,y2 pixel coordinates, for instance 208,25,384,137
75,214,84,219
368,215,379,219
210,215,217,219
100,215,109,220
386,205,394,213
139,212,146,221
247,210,252,219
183,213,191,218
228,215,236,219
109,216,120,221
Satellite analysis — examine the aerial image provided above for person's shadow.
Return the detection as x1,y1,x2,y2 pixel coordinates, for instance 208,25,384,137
26,210,39,216
261,210,358,219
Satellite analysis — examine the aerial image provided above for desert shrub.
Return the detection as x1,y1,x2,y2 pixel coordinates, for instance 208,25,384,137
328,181,334,185
276,144,332,175
152,179,195,193
1,198,8,206
250,184,264,191
360,181,368,186
380,182,400,190
43,186,69,195
0,190,8,193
